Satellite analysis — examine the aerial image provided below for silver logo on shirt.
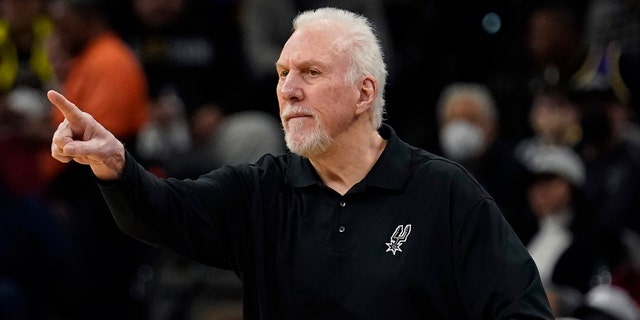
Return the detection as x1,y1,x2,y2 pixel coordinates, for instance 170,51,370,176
386,224,412,255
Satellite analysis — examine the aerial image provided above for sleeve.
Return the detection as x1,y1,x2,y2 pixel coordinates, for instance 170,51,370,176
97,151,254,269
453,197,554,320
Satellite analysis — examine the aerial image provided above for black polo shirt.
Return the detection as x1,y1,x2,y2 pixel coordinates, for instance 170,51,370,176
100,124,553,320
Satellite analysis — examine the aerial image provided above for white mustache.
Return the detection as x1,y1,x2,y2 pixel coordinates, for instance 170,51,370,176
281,105,315,120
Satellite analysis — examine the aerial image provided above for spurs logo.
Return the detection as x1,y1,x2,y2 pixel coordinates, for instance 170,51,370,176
385,224,412,255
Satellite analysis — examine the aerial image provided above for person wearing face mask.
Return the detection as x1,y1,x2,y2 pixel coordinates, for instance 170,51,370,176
436,83,498,164
436,82,534,242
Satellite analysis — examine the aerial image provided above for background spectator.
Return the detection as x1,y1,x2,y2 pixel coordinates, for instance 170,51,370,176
122,0,247,117
515,85,583,169
42,0,152,318
521,145,588,317
0,0,53,93
434,82,532,241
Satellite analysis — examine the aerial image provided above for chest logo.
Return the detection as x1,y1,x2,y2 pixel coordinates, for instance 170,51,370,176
386,224,412,255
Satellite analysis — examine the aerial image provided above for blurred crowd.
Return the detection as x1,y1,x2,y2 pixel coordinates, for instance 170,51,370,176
0,0,638,319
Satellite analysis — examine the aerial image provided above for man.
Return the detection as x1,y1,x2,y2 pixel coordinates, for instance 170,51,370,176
44,0,151,317
47,0,148,144
42,0,150,183
48,7,553,319
436,82,534,243
0,0,53,92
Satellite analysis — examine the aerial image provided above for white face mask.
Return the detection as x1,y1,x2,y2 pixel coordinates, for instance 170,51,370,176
439,120,486,162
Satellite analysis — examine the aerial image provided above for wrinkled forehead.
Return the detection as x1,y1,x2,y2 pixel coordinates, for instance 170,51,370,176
279,22,350,65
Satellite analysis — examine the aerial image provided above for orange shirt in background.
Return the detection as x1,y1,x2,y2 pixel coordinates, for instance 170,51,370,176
42,31,150,183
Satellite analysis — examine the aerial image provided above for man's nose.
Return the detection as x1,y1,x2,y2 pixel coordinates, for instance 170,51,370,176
278,73,303,101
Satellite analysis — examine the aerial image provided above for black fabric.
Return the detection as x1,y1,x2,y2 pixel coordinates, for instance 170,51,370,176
99,124,553,320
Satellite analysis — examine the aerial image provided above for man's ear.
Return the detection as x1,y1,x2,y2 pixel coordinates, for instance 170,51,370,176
356,76,377,115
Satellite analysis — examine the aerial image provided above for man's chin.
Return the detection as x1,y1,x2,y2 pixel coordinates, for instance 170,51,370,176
285,136,311,157
284,123,333,157
286,136,331,158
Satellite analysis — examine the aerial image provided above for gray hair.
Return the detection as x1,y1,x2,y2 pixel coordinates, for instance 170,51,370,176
436,82,498,124
293,7,388,129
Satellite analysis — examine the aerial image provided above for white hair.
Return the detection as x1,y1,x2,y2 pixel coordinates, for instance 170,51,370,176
292,7,388,129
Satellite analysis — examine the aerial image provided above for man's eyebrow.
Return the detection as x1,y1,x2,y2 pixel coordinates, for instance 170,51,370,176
275,59,325,70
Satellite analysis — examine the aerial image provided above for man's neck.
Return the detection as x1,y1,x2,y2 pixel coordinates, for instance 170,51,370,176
309,128,387,195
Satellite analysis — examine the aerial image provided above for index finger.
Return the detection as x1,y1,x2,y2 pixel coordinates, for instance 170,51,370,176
47,90,84,122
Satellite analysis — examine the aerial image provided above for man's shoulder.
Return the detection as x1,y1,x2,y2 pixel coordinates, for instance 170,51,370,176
247,152,300,178
406,144,467,175
406,144,491,197
253,152,297,167
381,124,483,190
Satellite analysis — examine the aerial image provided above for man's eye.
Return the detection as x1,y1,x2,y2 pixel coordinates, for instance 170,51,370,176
279,70,289,77
308,69,320,76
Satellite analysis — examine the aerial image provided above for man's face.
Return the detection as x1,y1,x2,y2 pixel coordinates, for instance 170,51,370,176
276,23,360,158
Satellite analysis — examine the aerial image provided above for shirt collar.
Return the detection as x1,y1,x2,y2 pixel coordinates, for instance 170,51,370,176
285,124,412,191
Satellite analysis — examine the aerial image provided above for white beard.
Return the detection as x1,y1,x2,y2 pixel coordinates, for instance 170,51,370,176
282,106,333,158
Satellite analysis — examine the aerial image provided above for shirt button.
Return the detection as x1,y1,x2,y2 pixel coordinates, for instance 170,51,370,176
338,225,346,233
339,201,346,207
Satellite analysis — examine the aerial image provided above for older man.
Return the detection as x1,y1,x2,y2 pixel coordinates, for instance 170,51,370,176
48,7,553,319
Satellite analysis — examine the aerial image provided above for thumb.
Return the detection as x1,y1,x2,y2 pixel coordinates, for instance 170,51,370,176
62,140,98,158
62,142,77,156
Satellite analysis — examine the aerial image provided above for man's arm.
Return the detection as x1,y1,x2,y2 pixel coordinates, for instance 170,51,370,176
454,198,554,319
48,90,125,180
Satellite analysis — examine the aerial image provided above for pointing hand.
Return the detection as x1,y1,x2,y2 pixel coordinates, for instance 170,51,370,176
48,90,125,180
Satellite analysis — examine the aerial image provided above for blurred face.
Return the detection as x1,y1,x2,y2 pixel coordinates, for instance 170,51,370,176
441,97,495,140
530,93,580,144
1,0,42,31
276,23,361,158
528,175,572,217
190,104,223,144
